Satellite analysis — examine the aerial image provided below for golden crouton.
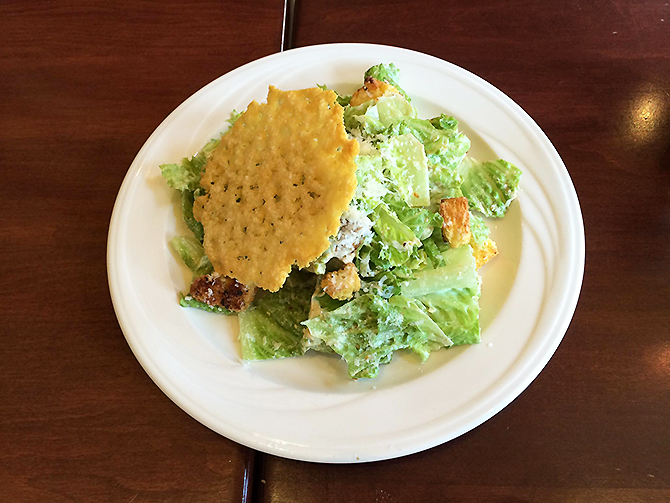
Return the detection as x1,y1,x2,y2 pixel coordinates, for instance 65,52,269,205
321,263,361,300
349,77,400,107
440,197,471,248
471,238,498,268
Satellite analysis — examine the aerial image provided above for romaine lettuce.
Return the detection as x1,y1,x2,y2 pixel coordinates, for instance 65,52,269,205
417,288,481,346
371,205,421,269
458,158,522,217
352,150,388,215
179,292,232,315
469,212,491,246
401,245,478,297
302,294,406,379
159,136,221,192
388,295,453,360
181,189,204,242
344,95,415,136
238,273,316,360
170,236,213,277
364,63,409,101
381,134,430,207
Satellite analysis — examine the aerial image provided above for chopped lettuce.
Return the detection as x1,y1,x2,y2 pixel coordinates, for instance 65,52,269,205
400,245,481,346
303,294,406,379
316,84,352,107
159,136,221,192
170,236,213,277
385,116,470,208
418,288,481,346
470,212,491,246
381,134,430,207
388,295,453,360
392,117,470,170
181,190,204,242
238,273,316,360
179,292,232,315
344,95,416,136
401,245,478,298
352,150,388,214
388,200,441,241
371,205,421,269
458,158,522,217
364,63,409,101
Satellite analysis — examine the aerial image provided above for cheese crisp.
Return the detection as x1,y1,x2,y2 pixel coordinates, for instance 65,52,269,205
194,86,359,292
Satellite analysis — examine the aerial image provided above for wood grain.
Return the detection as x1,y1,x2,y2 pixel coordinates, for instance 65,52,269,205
0,1,283,501
259,0,670,502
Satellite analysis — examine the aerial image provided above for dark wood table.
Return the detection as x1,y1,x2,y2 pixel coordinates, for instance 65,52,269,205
1,1,668,502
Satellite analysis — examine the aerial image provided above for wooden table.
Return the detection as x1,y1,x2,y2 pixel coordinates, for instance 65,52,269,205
1,1,668,502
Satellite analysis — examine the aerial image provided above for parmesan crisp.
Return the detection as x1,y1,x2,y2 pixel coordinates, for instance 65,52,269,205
194,86,359,292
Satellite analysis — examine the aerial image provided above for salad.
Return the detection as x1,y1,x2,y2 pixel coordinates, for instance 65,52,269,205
160,64,521,379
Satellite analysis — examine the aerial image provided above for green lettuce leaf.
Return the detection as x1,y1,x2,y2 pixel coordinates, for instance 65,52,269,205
238,273,316,360
392,117,470,170
170,236,213,276
458,158,522,217
469,212,491,246
371,205,421,269
364,63,409,101
401,245,478,298
181,190,204,242
401,244,481,346
387,198,441,241
381,134,430,207
179,292,232,315
429,114,459,131
159,136,221,192
316,83,352,107
388,295,453,360
301,282,345,354
386,117,470,208
344,95,416,135
302,294,406,379
352,150,388,214
417,288,481,346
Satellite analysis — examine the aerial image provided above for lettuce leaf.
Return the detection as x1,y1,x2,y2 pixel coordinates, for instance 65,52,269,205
386,117,470,208
159,136,221,192
170,236,213,276
458,158,522,217
401,245,481,346
388,199,441,241
344,95,416,136
381,134,430,207
179,292,232,315
401,245,478,297
469,212,491,246
238,273,316,360
181,190,204,242
388,295,453,360
417,288,481,346
302,294,406,379
392,117,470,170
371,205,421,269
352,150,388,214
364,63,409,101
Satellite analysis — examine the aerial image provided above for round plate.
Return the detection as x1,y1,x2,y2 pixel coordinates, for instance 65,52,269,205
107,43,584,463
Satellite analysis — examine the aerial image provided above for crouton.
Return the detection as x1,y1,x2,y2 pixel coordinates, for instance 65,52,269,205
439,197,471,248
349,77,400,106
320,263,361,300
471,238,498,268
189,273,257,312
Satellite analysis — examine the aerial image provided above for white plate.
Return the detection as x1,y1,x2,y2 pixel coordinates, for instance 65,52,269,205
108,44,584,463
